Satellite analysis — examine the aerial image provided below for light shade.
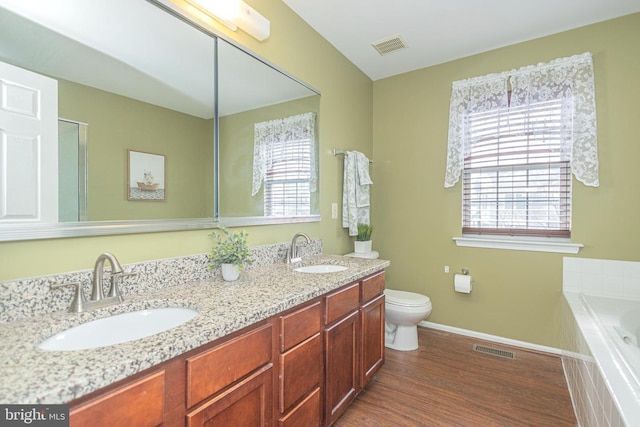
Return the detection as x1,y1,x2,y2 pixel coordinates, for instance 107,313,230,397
187,0,270,41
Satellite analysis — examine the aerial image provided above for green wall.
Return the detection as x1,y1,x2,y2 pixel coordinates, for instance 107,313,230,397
372,13,640,347
58,80,213,220
0,0,371,281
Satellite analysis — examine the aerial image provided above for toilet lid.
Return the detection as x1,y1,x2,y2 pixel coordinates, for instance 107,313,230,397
384,289,431,307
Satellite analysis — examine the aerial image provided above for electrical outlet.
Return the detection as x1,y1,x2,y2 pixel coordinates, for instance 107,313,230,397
444,265,449,273
331,203,338,219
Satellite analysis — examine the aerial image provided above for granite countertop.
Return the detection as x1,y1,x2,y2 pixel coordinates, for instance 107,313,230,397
0,254,389,404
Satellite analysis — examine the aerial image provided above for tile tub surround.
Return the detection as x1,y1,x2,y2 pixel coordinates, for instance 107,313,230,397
562,257,640,427
0,238,323,323
562,294,628,427
563,256,640,299
0,253,389,404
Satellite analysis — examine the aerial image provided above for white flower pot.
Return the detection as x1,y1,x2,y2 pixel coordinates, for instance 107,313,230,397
221,263,240,281
354,240,372,254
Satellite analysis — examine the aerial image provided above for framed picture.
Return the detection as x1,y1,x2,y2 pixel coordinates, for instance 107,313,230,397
127,149,166,201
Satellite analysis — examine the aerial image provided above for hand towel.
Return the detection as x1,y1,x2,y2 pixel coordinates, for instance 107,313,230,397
342,151,372,236
354,151,372,208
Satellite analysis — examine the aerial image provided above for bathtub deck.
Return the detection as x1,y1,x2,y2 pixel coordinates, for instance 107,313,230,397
334,327,577,426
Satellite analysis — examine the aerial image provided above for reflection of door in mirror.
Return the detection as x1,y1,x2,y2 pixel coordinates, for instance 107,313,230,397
0,60,58,224
0,1,216,224
58,119,88,222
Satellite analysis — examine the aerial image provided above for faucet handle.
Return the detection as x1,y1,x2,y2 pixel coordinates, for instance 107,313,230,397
51,282,86,313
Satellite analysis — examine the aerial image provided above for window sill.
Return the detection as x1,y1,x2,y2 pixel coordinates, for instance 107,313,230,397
452,236,583,254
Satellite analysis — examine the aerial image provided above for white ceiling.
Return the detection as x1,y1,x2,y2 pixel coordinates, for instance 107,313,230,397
283,0,640,81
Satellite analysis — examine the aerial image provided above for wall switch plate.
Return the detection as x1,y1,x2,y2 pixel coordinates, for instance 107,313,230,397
331,203,338,219
444,265,449,273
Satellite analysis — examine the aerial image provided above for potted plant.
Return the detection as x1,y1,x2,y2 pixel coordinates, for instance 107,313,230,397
208,225,253,281
354,223,374,253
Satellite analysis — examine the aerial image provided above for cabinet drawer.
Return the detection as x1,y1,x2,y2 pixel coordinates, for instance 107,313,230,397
280,300,321,352
278,387,321,427
186,323,273,408
279,333,323,413
361,271,385,304
186,365,273,427
70,371,164,427
324,282,360,325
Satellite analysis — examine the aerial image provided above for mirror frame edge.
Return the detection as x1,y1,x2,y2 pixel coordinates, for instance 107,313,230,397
0,0,322,243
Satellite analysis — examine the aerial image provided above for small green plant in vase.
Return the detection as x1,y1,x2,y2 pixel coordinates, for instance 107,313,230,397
354,223,373,253
208,225,253,281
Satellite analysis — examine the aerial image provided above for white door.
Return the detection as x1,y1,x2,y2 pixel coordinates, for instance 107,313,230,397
0,60,58,223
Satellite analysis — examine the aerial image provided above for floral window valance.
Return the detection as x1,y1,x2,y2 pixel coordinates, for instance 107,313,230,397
444,52,599,188
252,112,317,196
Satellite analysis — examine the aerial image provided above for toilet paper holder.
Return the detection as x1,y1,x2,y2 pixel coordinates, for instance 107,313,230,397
461,268,470,275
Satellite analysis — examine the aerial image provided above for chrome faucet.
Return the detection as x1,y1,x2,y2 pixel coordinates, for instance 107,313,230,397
51,252,136,313
288,232,311,263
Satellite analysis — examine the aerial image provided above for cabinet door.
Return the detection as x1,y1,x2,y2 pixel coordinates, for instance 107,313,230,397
186,365,273,427
70,371,165,427
360,294,385,387
324,311,358,426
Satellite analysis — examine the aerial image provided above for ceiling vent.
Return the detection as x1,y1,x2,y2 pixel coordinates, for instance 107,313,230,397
371,34,408,56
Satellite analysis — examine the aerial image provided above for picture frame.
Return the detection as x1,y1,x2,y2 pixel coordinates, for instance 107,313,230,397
127,149,166,201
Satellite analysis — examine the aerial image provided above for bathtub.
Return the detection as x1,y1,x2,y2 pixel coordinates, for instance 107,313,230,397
563,292,640,426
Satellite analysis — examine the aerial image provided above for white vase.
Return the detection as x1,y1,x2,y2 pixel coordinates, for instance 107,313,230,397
221,263,240,281
354,240,372,254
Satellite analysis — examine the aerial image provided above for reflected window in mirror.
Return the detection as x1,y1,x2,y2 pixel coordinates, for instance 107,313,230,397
253,112,316,217
217,38,320,220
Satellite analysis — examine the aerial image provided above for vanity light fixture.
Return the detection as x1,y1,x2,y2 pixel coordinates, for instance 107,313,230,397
186,0,270,41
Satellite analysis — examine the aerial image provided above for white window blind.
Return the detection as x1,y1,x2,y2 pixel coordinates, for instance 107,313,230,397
462,97,572,237
264,136,311,216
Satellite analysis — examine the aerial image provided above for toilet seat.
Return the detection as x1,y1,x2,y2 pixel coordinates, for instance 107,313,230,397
384,289,431,307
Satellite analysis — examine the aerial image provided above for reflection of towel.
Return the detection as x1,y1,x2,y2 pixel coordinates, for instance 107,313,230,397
342,151,373,236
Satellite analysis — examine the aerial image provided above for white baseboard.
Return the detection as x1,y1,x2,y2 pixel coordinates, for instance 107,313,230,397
418,321,561,355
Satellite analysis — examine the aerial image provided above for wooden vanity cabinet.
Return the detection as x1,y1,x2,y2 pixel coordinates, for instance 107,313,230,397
185,322,275,427
68,270,386,427
359,272,385,387
277,299,323,427
323,271,386,426
323,282,360,426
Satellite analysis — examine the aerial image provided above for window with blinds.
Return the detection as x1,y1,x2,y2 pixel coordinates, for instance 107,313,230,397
462,97,572,237
264,136,311,216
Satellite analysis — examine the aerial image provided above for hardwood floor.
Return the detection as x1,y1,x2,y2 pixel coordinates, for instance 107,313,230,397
334,328,577,427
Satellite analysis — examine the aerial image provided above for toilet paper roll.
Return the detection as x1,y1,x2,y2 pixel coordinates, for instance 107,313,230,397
454,274,473,294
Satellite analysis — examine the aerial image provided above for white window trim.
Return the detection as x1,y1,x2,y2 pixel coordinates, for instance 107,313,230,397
453,235,582,254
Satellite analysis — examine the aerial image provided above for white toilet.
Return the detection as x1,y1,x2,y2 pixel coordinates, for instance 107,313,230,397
384,289,432,351
345,250,432,351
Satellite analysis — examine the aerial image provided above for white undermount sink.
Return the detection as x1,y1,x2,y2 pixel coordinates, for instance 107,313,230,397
38,307,198,351
294,265,348,274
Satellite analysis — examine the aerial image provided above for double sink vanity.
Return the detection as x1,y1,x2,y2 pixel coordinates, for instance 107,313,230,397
0,250,389,426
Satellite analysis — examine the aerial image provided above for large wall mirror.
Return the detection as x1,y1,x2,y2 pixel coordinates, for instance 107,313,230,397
0,0,320,241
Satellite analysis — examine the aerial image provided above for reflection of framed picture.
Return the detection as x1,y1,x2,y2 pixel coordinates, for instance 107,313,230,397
127,149,166,201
